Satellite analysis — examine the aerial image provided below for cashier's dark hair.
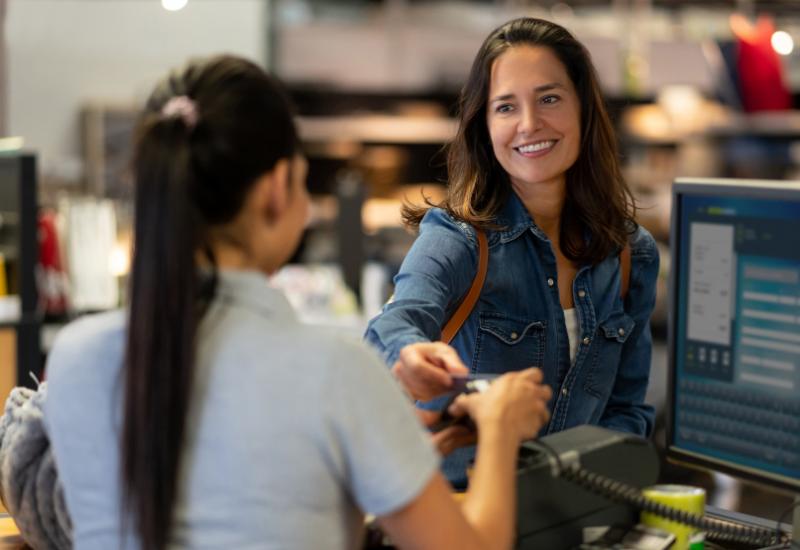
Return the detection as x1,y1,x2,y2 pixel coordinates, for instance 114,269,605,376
124,55,298,550
403,17,635,264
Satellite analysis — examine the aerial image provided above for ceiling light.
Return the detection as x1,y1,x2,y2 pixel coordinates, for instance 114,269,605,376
771,31,794,56
162,0,188,12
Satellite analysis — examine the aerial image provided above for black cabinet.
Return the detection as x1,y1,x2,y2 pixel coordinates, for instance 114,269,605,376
0,153,40,389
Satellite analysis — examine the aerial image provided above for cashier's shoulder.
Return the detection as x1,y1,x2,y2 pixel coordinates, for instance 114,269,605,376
303,324,392,378
45,309,127,382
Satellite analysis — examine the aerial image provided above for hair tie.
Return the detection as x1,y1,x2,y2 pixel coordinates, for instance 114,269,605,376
161,95,198,129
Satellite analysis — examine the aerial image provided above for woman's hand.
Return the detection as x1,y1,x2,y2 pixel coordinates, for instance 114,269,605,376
392,342,469,402
448,368,552,444
415,409,477,457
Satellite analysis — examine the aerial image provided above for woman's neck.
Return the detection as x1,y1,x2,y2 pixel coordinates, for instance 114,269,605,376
511,178,566,240
200,231,259,271
211,245,253,270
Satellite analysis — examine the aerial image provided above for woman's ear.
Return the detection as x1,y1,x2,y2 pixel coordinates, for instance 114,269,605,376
262,158,290,223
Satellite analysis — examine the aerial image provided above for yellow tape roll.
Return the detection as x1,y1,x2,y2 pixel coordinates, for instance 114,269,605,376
641,484,705,550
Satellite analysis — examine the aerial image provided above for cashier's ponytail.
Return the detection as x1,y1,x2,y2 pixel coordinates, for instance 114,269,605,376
123,55,298,550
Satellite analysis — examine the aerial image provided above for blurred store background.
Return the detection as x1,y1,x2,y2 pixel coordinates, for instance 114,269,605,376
0,0,799,522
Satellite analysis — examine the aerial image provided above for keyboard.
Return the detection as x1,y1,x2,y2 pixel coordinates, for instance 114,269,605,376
676,378,800,471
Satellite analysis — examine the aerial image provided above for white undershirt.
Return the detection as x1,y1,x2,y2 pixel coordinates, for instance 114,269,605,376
563,308,579,363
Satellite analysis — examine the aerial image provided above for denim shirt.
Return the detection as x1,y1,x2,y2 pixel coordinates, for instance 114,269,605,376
365,192,659,488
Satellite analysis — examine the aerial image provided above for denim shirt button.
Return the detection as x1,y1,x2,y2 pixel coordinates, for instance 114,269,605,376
510,331,518,340
561,387,568,397
618,328,626,336
547,277,555,287
582,336,591,345
578,289,586,298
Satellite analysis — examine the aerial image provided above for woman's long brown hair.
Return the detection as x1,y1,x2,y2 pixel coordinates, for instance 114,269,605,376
403,17,636,265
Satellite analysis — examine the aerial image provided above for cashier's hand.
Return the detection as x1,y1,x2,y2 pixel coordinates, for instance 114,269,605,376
448,368,553,443
415,409,477,457
391,342,469,402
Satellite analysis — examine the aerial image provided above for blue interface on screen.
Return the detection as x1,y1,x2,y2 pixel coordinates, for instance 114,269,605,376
674,193,800,482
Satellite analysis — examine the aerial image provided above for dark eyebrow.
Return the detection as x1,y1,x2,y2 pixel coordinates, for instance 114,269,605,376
488,93,514,105
488,82,566,104
534,82,566,93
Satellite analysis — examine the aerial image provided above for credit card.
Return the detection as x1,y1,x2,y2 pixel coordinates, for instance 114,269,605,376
449,373,499,394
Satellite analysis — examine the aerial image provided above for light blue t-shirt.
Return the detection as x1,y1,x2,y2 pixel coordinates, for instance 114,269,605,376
44,270,439,550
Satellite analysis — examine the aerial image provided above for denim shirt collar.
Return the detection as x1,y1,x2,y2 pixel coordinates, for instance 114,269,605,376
494,191,550,244
495,192,597,261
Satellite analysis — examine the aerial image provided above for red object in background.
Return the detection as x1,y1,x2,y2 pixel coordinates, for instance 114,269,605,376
37,210,69,316
732,14,792,113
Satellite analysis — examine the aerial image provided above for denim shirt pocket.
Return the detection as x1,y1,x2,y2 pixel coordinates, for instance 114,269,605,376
472,312,546,375
584,312,636,398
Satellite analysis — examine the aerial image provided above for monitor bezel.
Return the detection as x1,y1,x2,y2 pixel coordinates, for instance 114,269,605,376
666,177,800,495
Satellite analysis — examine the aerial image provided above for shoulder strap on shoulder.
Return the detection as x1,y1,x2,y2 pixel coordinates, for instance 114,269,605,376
441,228,488,344
620,243,631,301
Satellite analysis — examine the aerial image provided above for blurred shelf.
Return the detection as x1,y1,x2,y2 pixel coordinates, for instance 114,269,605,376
707,111,800,138
298,114,456,144
624,110,800,144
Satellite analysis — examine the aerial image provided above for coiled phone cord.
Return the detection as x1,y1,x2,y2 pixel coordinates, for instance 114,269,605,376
528,441,789,548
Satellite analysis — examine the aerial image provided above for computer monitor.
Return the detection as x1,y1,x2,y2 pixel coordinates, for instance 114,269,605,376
667,177,800,501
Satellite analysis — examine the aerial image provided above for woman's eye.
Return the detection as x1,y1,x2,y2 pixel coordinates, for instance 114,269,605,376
541,95,561,105
495,104,514,113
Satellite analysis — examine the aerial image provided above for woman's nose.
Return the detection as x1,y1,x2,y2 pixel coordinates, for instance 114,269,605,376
518,105,543,135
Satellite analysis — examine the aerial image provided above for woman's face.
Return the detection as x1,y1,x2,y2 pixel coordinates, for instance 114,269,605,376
486,45,581,192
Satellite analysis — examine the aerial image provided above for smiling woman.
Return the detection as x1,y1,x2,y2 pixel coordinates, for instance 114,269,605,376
365,17,661,489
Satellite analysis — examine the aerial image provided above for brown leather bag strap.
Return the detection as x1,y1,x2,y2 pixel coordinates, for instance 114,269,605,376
441,228,488,344
620,243,631,300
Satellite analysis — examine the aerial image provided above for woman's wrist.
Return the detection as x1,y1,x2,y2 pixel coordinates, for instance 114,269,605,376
476,422,520,453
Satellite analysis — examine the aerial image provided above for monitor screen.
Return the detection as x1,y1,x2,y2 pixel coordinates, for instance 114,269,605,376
668,177,800,493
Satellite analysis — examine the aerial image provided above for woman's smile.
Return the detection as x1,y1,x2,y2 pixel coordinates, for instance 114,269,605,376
514,139,558,157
